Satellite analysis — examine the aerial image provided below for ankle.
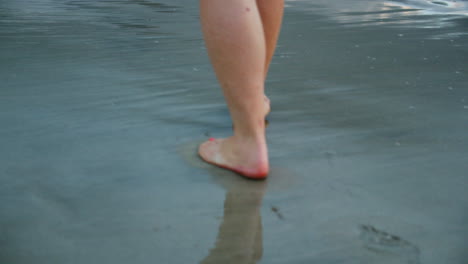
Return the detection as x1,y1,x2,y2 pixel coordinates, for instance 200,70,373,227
233,119,266,138
233,131,266,145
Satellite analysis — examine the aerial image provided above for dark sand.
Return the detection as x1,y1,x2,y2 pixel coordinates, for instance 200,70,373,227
1,0,467,263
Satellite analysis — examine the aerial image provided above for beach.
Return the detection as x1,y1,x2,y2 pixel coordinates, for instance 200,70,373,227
1,0,467,263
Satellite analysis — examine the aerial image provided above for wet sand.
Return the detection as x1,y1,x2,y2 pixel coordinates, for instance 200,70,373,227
1,0,467,263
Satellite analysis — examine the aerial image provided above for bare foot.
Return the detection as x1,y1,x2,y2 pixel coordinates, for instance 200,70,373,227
198,136,269,179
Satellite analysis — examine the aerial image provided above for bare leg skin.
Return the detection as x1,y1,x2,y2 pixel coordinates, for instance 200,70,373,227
260,0,284,115
199,0,284,179
258,0,284,80
199,0,270,179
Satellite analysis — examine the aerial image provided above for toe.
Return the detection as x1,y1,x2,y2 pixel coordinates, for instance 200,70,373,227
198,141,210,161
198,139,219,162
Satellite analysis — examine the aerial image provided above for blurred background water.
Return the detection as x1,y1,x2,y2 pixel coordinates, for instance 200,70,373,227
1,0,467,263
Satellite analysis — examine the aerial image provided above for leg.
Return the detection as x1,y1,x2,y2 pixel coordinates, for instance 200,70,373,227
257,0,284,80
198,0,269,179
259,0,284,115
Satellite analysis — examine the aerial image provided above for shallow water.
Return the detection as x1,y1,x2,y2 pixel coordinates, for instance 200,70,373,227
1,0,467,263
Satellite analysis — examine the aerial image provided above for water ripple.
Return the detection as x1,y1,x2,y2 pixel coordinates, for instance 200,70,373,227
287,0,468,29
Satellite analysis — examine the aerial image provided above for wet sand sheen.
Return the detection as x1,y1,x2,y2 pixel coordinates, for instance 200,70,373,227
1,0,468,263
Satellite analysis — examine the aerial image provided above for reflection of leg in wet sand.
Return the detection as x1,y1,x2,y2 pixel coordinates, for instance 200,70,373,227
198,0,284,179
201,182,266,264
